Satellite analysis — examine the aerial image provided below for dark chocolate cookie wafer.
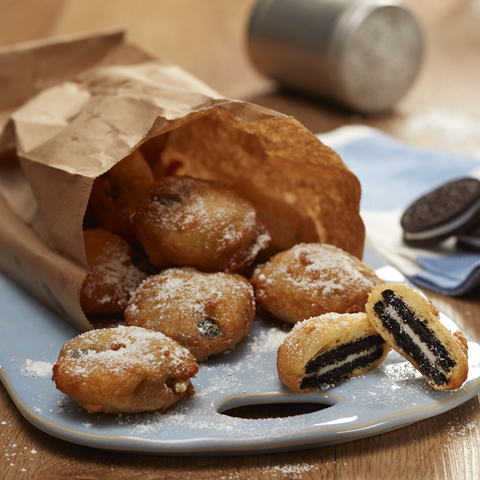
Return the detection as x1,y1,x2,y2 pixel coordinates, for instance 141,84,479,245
456,223,480,252
401,177,480,247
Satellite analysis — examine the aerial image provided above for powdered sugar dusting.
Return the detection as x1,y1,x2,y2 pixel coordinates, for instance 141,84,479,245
401,107,480,157
82,260,146,306
289,244,375,294
126,267,254,327
383,360,423,382
22,359,52,377
14,315,480,454
82,234,147,310
443,402,479,455
280,312,364,357
59,325,194,378
249,326,289,353
149,179,259,251
254,243,378,297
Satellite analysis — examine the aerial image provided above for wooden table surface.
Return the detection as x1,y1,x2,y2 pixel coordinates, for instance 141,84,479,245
1,0,480,478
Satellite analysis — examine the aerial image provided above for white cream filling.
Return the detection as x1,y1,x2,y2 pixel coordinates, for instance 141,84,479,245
173,379,190,394
384,303,446,373
305,345,379,379
457,231,480,247
404,197,480,241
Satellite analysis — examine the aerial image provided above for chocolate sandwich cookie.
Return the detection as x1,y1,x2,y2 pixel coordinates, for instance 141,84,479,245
277,313,391,393
456,223,480,252
401,177,480,247
366,283,468,391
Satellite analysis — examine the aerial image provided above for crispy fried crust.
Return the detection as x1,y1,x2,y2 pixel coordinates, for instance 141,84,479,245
251,243,384,325
52,326,199,413
366,283,469,391
80,229,147,315
277,313,390,393
125,267,255,361
88,150,155,238
133,175,270,272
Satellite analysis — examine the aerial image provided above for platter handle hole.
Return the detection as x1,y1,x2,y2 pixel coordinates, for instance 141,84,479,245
219,401,332,419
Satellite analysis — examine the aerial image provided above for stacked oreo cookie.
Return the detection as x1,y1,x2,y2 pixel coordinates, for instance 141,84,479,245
401,177,480,250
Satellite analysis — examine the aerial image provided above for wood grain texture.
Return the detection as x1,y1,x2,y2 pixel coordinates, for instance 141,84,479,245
1,0,480,478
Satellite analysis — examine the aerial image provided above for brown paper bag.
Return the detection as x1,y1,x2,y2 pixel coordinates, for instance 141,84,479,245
0,31,364,332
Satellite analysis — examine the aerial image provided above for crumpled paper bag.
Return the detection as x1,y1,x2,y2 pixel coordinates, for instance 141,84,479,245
0,31,364,332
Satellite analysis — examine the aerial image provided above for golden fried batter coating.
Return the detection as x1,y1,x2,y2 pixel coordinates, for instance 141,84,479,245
250,243,383,325
277,313,391,393
124,267,255,361
80,229,147,315
89,149,155,238
366,283,469,391
52,326,199,413
133,175,271,272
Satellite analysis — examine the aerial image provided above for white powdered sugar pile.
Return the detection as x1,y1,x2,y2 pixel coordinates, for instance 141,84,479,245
248,325,289,353
22,360,53,377
401,107,480,157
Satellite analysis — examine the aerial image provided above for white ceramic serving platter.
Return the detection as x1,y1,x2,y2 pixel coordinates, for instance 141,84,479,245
1,248,480,456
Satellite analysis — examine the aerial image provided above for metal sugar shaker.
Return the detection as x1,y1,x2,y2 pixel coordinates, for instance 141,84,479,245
248,0,424,114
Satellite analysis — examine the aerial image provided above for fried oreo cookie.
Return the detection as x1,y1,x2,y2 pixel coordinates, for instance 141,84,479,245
80,229,147,315
277,313,391,393
133,175,271,272
401,177,480,247
250,243,384,325
52,326,199,414
366,283,469,391
88,149,155,239
124,267,255,361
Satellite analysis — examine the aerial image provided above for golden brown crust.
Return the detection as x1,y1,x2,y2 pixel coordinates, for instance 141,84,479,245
277,313,391,393
250,243,384,325
133,175,270,272
52,326,199,413
365,283,469,391
88,149,155,238
80,229,147,315
124,267,256,361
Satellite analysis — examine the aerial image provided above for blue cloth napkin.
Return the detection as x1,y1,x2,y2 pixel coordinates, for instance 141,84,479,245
317,126,480,296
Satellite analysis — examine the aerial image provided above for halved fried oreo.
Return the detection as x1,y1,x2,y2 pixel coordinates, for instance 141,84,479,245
277,312,391,393
366,283,468,390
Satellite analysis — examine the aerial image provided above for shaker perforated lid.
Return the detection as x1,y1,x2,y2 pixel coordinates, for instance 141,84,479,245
248,0,423,114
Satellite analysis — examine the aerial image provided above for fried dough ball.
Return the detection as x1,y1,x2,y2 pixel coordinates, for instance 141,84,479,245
124,267,255,362
89,149,155,238
52,326,198,413
250,243,384,325
133,175,271,272
80,229,147,315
